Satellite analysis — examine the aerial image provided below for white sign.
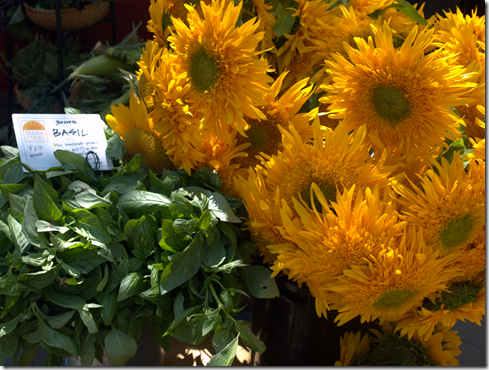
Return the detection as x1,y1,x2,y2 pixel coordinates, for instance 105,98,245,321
12,114,113,171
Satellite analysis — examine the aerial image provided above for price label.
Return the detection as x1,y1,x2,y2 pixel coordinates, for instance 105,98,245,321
12,114,113,171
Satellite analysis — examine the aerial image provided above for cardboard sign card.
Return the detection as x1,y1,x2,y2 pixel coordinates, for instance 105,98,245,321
12,114,113,171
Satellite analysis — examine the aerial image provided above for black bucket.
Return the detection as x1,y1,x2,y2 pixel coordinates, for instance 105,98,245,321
251,275,379,366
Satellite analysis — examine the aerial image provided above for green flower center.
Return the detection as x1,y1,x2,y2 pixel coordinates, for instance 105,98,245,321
372,85,410,123
374,288,417,310
440,214,474,251
123,128,175,173
300,182,337,212
189,47,219,93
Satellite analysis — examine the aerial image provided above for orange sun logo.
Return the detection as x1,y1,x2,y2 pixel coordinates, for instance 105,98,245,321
23,121,45,130
22,120,48,143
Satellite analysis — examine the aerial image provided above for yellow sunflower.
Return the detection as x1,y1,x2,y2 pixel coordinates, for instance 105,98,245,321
268,184,406,318
233,168,292,265
200,128,249,197
326,226,462,325
391,154,485,256
232,72,316,172
168,0,273,142
106,92,176,173
136,40,163,111
247,0,276,54
275,0,332,88
395,280,485,342
147,0,173,48
262,116,393,214
335,331,371,366
465,104,486,162
310,5,380,84
434,7,485,70
320,23,477,155
371,321,462,366
151,48,205,175
347,0,392,14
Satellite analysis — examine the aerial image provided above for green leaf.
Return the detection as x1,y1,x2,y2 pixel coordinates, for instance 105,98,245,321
272,3,296,36
69,209,112,243
172,315,206,345
0,312,23,339
241,265,279,299
96,264,110,291
17,342,39,366
34,174,58,202
160,234,204,294
1,146,19,159
46,310,76,329
148,171,169,196
165,305,202,335
132,218,154,259
80,309,98,334
101,291,118,326
58,247,106,274
117,191,171,213
69,180,112,209
7,214,29,253
125,154,142,173
21,269,58,290
8,192,27,218
40,320,78,357
212,324,235,354
102,176,138,196
203,239,226,268
234,320,266,354
54,150,97,185
202,310,221,337
45,288,86,311
117,272,144,302
64,107,83,114
4,163,29,185
207,334,239,366
106,134,126,161
35,220,69,234
80,333,96,366
391,0,428,25
104,328,137,366
33,176,63,223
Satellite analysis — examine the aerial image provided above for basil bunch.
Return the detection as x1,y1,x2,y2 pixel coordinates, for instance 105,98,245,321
0,144,278,366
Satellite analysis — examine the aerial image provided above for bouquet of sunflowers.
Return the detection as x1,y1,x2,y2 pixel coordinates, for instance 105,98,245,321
106,0,484,365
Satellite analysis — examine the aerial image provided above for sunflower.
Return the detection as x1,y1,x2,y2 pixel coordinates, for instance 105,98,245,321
274,0,332,88
381,3,431,39
232,72,316,172
320,23,477,155
200,128,249,197
326,226,463,325
268,184,406,317
395,280,485,342
433,7,485,70
370,322,462,366
147,0,173,48
151,48,205,175
310,5,380,84
335,331,371,366
391,154,485,256
262,116,393,215
168,0,273,142
347,0,393,14
247,0,276,54
106,92,176,173
233,168,291,265
136,40,163,111
465,104,486,162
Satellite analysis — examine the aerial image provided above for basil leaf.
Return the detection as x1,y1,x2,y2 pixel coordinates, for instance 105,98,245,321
241,265,279,299
54,150,96,185
8,192,27,218
132,218,154,259
234,320,266,354
44,288,86,311
117,191,171,213
391,0,428,25
105,133,126,161
58,247,106,275
117,272,144,302
102,176,138,196
160,234,204,294
212,324,235,354
69,209,112,243
40,320,78,357
104,328,137,366
101,291,118,326
207,334,239,366
46,310,76,330
7,214,29,253
272,3,296,36
22,199,42,247
33,177,63,223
